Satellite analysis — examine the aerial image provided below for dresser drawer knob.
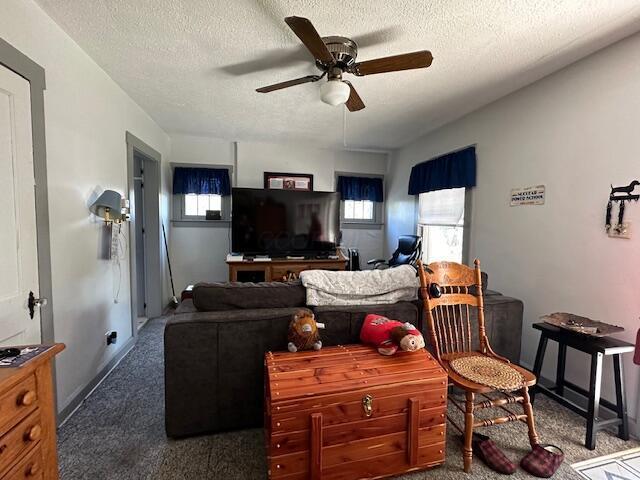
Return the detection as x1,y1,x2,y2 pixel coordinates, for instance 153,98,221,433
25,424,41,442
19,390,37,406
26,462,40,476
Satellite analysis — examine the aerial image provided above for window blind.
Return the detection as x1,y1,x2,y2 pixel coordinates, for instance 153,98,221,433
418,187,465,226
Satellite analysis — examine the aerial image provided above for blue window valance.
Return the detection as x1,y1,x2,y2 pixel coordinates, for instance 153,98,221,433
337,176,384,202
408,146,476,195
173,167,231,196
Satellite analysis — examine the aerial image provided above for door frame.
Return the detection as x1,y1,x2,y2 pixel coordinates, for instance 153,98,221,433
0,39,54,344
126,132,162,337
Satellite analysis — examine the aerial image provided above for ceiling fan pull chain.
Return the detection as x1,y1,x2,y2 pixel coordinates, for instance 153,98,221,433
343,106,347,148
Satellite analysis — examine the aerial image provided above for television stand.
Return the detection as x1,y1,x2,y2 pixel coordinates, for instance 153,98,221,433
227,252,348,282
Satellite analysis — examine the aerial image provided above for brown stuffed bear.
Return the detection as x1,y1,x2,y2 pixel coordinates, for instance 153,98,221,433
288,308,324,352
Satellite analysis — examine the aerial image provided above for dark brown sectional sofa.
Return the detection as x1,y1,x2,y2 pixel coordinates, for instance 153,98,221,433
164,275,523,438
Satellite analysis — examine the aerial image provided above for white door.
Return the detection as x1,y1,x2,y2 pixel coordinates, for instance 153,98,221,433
0,65,41,346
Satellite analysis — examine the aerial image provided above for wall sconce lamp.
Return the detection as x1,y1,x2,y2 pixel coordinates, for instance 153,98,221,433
90,190,129,224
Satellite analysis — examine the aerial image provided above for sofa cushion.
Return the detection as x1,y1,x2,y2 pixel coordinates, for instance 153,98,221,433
192,280,306,311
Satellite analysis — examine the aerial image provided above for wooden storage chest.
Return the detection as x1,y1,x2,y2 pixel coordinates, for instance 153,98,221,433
265,344,448,480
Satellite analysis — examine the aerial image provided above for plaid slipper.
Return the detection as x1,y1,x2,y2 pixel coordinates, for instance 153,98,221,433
520,444,564,478
472,433,516,474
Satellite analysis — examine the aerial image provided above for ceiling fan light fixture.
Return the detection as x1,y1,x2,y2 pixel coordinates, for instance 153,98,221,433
320,79,350,106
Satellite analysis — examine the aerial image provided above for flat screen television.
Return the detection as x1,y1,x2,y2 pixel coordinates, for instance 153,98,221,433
231,188,340,256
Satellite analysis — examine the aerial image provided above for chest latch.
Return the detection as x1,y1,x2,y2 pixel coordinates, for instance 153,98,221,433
362,394,373,417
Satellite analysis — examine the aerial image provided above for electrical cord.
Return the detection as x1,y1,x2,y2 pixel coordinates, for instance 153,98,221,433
112,223,127,304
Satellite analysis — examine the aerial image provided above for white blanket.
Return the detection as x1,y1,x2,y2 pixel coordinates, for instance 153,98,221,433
299,265,419,306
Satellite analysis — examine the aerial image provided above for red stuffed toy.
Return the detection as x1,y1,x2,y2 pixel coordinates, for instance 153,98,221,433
360,314,425,355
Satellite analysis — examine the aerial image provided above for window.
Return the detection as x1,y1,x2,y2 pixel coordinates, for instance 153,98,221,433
171,164,232,224
417,187,468,263
337,174,384,225
184,194,222,217
343,199,374,221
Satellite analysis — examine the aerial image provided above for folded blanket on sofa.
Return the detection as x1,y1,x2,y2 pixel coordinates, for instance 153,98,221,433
300,265,419,306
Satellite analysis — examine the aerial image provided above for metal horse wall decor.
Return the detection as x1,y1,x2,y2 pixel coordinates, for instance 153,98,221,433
606,180,639,234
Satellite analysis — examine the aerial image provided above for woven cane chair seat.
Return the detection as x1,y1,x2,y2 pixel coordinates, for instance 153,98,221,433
449,355,525,392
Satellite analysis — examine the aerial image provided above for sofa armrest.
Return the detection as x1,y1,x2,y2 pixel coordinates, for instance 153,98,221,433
164,307,300,438
483,294,524,363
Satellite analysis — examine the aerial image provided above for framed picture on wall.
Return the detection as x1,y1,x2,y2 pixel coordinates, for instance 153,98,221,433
264,172,314,191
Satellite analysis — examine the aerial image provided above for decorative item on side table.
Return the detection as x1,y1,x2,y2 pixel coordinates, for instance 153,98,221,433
265,345,447,480
542,312,624,337
264,172,314,191
605,180,639,238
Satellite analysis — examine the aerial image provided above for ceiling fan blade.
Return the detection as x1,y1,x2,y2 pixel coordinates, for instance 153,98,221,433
344,81,365,112
285,16,334,65
350,50,433,76
256,75,320,93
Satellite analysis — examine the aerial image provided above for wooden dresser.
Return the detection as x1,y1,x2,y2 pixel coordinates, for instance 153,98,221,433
0,344,64,480
265,345,448,479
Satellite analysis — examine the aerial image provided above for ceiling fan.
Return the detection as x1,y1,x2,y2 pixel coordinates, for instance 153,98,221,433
256,16,433,112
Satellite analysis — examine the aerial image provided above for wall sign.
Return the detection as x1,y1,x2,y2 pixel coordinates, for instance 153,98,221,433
510,185,545,206
264,172,314,191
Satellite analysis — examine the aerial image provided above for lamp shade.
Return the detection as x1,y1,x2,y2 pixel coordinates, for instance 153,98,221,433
90,190,122,220
320,80,350,106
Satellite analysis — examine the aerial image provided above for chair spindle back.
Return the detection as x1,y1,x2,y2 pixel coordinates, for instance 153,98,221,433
417,259,488,361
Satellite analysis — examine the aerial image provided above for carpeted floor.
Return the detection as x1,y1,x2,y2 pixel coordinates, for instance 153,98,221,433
58,316,638,479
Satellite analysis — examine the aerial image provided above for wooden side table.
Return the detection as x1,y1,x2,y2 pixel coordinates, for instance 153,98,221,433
530,322,634,450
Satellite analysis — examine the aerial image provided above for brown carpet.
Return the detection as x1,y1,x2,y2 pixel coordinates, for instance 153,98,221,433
58,316,638,479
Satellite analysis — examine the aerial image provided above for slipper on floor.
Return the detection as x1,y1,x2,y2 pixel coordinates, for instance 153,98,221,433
471,433,516,475
520,444,564,478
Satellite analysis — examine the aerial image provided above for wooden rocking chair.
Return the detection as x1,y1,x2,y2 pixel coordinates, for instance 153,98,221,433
417,259,539,473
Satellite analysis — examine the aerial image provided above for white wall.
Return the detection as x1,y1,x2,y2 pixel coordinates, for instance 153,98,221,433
386,32,640,431
169,135,388,291
1,0,171,414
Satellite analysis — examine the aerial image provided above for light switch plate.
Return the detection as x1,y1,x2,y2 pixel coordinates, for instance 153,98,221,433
608,222,631,239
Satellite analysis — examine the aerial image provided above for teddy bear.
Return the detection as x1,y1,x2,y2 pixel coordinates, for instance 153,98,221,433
360,314,425,355
287,308,324,352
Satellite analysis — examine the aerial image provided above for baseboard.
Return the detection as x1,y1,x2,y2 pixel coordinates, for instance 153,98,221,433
57,335,136,426
521,360,638,440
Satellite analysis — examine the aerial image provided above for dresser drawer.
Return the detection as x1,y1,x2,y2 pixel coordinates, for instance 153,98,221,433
1,444,43,480
0,410,42,477
0,376,37,436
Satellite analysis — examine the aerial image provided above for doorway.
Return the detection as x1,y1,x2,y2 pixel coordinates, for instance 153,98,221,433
126,133,162,336
0,38,52,347
0,64,42,345
133,153,147,327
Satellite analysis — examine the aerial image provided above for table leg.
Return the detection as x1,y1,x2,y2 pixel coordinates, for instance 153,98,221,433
531,333,548,403
556,343,567,396
585,352,603,450
613,354,630,441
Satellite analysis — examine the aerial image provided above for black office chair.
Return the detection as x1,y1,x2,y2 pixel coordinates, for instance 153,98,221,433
368,235,422,269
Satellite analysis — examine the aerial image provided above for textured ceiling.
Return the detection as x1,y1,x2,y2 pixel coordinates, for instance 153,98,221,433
35,0,640,150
